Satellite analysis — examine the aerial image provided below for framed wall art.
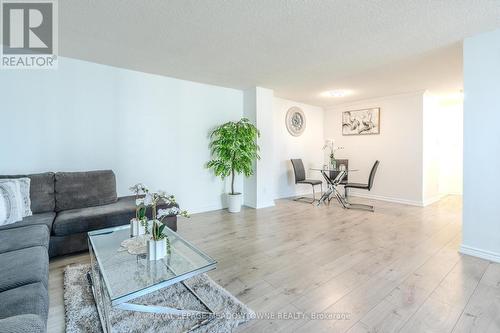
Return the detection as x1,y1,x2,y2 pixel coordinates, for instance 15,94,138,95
342,108,380,135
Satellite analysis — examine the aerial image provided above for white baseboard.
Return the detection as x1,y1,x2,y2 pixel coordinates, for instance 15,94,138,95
348,191,446,207
189,203,226,214
243,200,256,208
459,244,500,263
276,181,327,200
348,191,424,206
444,191,463,196
422,194,445,207
191,200,275,214
275,187,325,200
278,189,431,207
243,200,276,209
254,201,276,209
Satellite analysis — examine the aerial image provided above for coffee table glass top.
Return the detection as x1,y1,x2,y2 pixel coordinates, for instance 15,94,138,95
88,225,216,304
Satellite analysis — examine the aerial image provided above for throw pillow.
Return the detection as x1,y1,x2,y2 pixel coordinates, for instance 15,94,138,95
0,195,6,223
15,178,32,217
0,180,23,225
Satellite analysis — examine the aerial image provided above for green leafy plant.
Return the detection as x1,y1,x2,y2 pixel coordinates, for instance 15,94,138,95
151,221,166,241
207,118,260,195
136,206,149,233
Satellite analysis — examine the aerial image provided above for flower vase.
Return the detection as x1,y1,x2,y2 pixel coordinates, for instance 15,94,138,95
148,238,167,261
130,218,146,237
330,158,337,171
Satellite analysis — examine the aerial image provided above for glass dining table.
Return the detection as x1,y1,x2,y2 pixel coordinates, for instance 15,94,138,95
310,167,374,211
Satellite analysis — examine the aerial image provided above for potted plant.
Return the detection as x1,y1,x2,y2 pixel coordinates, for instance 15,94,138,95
207,118,260,213
129,183,149,236
130,184,189,260
147,193,189,261
130,206,147,236
148,217,169,261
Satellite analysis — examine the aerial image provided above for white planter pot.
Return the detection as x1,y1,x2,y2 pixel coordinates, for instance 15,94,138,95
130,218,146,237
148,238,167,261
227,193,242,213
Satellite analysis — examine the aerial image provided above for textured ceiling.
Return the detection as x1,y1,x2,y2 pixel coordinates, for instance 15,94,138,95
60,1,500,107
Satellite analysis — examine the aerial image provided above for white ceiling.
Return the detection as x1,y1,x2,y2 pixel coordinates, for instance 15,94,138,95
60,1,500,107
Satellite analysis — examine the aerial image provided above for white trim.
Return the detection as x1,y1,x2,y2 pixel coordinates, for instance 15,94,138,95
279,189,428,207
254,201,276,209
347,191,424,206
277,189,446,207
243,199,276,209
422,194,445,207
459,244,500,263
275,182,326,200
442,191,463,196
275,190,321,200
189,203,226,214
243,199,256,208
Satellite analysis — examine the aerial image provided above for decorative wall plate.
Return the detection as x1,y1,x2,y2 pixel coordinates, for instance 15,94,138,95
286,106,306,136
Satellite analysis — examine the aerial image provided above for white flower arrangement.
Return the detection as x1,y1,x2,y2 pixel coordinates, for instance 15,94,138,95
129,183,149,195
158,207,178,219
157,206,188,219
143,193,153,206
323,138,344,163
129,183,189,242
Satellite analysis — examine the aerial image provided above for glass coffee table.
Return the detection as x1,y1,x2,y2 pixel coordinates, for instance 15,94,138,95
87,225,217,333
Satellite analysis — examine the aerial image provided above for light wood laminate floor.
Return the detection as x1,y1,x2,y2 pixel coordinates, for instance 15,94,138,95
48,195,500,332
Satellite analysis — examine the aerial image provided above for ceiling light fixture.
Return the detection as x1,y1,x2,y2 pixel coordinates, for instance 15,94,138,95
321,89,353,98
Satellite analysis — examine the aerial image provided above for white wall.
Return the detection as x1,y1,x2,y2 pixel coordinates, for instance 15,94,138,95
437,101,463,195
243,89,257,207
0,56,463,215
273,98,325,199
255,87,276,208
324,92,425,205
461,29,500,262
0,57,243,213
243,87,276,208
423,94,464,196
422,93,442,205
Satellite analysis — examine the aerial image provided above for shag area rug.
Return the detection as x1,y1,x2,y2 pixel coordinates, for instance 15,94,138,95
64,264,254,332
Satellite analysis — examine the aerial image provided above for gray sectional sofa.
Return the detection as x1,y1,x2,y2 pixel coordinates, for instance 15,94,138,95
0,170,177,332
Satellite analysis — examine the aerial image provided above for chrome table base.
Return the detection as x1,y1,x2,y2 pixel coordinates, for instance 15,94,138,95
317,170,374,212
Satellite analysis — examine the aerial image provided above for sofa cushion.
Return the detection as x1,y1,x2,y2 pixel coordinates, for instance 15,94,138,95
0,212,55,233
52,195,178,237
0,173,55,214
0,283,48,320
0,247,48,292
55,170,117,212
0,314,46,333
0,225,49,253
53,195,136,236
49,232,90,258
49,214,177,258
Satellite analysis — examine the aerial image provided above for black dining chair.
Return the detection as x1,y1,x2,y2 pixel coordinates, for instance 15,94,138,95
290,159,323,203
344,160,379,199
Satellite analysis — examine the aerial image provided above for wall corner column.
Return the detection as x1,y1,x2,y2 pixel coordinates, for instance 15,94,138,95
243,87,275,209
